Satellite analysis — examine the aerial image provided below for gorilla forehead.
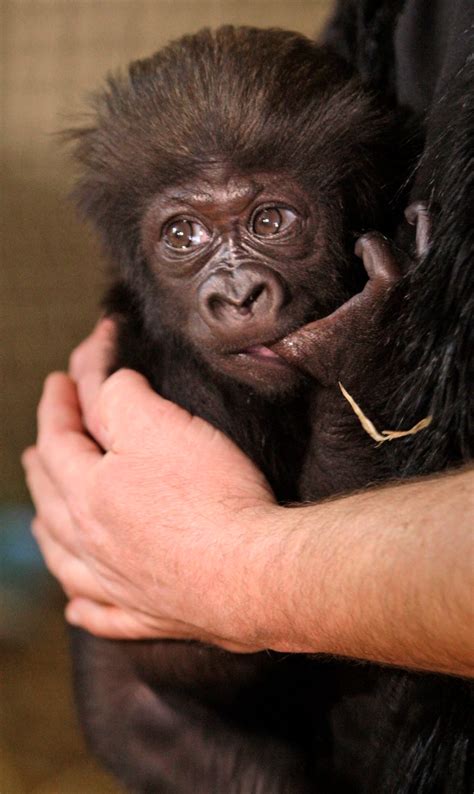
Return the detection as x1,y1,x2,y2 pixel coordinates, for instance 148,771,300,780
73,26,382,185
68,25,402,268
168,168,264,214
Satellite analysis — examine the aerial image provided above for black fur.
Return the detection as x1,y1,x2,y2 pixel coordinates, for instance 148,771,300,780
393,58,474,475
323,4,474,791
322,0,407,95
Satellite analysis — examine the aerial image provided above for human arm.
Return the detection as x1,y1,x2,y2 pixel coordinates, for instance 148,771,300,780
271,466,474,676
22,321,474,676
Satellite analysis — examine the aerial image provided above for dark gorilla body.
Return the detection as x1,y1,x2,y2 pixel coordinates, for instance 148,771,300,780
68,25,473,794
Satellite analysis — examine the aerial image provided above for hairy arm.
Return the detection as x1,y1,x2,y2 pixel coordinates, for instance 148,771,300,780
23,321,474,676
263,468,474,675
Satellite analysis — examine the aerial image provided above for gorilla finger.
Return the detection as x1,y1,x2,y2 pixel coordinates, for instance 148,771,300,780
354,232,402,285
405,201,431,258
273,325,339,383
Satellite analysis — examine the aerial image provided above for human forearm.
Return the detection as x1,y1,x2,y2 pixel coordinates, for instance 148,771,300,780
248,466,473,675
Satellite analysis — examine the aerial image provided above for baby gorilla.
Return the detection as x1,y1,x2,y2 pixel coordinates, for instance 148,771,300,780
69,26,422,793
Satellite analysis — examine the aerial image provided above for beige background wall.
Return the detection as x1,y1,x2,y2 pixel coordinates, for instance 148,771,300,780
1,0,332,502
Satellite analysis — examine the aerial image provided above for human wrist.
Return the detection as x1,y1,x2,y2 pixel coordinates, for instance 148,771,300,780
250,503,345,655
223,503,326,653
238,496,412,661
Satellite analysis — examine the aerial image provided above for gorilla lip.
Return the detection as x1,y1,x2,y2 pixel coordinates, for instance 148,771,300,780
240,344,285,361
245,344,281,358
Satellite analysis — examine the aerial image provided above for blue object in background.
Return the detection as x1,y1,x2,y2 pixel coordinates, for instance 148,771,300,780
0,504,52,641
0,504,45,587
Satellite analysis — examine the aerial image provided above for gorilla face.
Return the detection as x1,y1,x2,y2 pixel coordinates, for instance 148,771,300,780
141,166,349,394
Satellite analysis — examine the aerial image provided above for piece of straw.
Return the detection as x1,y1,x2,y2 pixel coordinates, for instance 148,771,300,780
338,382,432,445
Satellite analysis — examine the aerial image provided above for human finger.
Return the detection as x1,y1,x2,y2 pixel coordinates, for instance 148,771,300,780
69,318,117,443
97,368,191,454
65,599,185,639
22,446,78,554
36,372,101,502
65,599,263,651
31,518,108,602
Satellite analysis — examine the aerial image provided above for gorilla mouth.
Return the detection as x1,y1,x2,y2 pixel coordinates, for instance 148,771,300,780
235,344,289,365
243,344,282,360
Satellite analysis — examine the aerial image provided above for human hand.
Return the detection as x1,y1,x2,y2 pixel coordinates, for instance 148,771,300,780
68,316,117,441
22,322,284,650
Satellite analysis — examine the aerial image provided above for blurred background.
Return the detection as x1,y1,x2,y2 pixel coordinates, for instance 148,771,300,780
1,1,332,791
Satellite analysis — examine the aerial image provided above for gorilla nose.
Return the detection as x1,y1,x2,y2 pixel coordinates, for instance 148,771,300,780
198,267,284,333
210,281,267,318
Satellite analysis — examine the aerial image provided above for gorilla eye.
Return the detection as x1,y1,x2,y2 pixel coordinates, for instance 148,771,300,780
163,218,209,250
251,207,297,238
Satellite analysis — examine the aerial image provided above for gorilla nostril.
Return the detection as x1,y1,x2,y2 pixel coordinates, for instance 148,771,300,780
208,296,222,314
199,268,284,330
208,296,228,321
207,284,266,320
241,284,265,311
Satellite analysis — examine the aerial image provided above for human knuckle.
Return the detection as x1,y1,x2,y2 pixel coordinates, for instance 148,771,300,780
69,344,85,376
84,467,112,523
44,371,65,392
98,369,127,413
102,368,128,393
43,545,63,578
33,502,48,526
31,516,42,537
68,490,93,532
21,446,36,469
55,558,73,587
36,432,52,463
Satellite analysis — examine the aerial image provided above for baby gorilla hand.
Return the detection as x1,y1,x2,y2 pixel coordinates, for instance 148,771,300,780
272,202,430,390
272,232,402,389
